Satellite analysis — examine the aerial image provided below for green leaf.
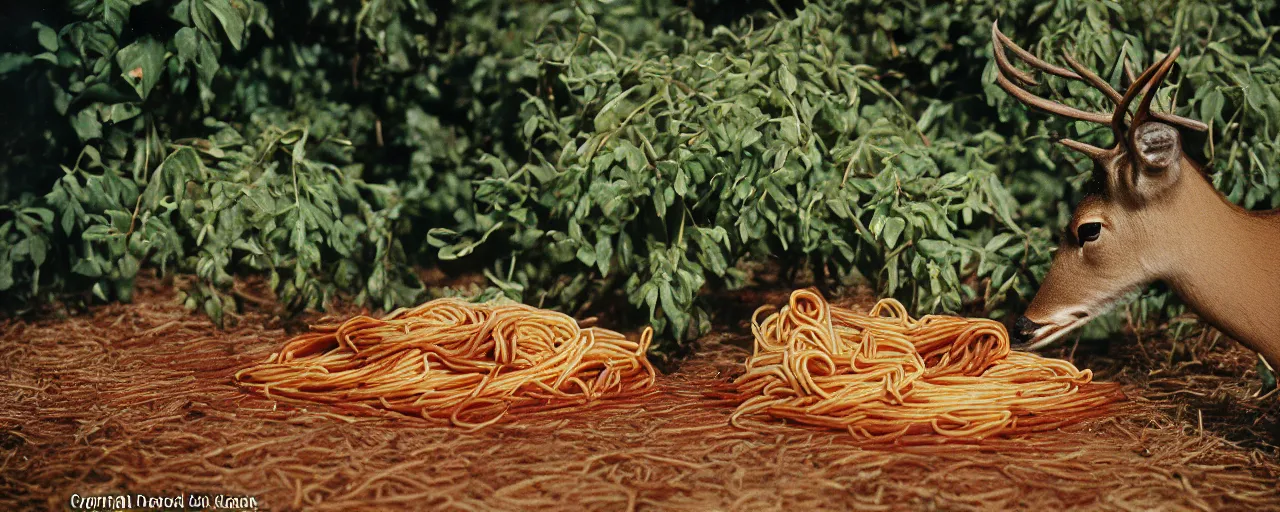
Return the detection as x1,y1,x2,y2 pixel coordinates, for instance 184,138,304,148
11,238,29,259
523,116,539,140
204,297,223,326
659,281,676,318
885,253,899,293
116,36,167,100
103,0,131,35
106,103,142,124
1246,84,1267,112
0,53,33,74
119,253,140,278
985,233,1013,253
883,217,906,249
108,210,132,232
292,217,305,250
0,259,13,291
1201,89,1224,125
779,64,797,96
576,244,596,267
34,23,58,52
623,142,646,172
175,27,199,64
204,0,247,50
72,258,103,278
593,85,637,132
70,109,102,140
595,235,613,276
24,208,54,225
779,117,800,145
82,225,112,242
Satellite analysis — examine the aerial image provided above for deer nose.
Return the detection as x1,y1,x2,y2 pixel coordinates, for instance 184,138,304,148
1010,316,1044,346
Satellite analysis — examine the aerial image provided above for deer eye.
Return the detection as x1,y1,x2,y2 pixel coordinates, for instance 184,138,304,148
1076,222,1102,243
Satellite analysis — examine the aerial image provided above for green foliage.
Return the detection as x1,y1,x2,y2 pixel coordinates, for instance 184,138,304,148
452,1,1030,342
3,0,1280,353
0,0,542,322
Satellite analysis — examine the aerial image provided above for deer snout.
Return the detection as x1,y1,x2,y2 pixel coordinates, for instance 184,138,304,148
1010,316,1044,347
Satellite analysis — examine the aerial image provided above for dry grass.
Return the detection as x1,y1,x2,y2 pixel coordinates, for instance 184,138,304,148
1,276,1277,511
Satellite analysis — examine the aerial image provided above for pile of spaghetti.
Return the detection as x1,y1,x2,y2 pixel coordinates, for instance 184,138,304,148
731,289,1124,444
235,298,657,428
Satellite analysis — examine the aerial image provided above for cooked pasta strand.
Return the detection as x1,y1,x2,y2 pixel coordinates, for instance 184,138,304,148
731,289,1125,444
235,298,657,426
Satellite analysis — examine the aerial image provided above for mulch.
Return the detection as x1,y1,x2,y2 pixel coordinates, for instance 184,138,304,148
2,277,1278,511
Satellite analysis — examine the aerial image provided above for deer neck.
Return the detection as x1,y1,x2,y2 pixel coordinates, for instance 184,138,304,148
1155,166,1280,367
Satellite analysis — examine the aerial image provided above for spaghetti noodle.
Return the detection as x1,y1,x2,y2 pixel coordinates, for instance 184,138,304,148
235,297,657,428
731,289,1124,444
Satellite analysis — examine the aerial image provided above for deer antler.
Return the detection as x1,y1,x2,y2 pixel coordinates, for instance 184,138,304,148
1131,48,1182,130
991,21,1208,162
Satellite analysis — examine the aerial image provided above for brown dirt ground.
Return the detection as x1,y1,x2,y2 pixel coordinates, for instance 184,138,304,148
2,275,1279,511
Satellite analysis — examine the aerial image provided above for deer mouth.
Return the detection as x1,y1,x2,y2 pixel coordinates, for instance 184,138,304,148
1016,289,1137,351
1019,311,1091,351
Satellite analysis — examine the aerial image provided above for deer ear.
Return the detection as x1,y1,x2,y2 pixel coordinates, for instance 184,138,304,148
1132,122,1180,172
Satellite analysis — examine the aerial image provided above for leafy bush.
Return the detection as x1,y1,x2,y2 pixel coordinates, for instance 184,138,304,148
451,1,1028,342
0,0,546,321
3,0,1279,353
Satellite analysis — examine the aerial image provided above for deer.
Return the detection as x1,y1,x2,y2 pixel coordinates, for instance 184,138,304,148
989,21,1280,374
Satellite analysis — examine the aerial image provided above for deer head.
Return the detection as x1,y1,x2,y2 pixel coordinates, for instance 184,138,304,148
989,22,1280,370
